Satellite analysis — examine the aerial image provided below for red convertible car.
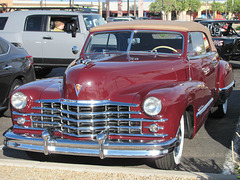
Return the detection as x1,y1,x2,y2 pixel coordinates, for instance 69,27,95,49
4,21,234,170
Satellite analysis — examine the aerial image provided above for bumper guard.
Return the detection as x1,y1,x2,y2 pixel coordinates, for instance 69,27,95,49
4,127,177,159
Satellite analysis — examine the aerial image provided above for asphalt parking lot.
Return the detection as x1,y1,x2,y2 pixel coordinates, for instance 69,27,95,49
0,62,240,179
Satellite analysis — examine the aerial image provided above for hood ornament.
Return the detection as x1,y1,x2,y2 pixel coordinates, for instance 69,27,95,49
74,83,84,96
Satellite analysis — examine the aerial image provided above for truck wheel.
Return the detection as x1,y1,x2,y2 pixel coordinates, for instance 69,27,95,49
214,99,228,118
4,79,23,117
155,113,185,170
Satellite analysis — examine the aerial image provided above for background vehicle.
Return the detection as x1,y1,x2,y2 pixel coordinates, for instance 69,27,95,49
0,36,35,116
112,17,133,21
0,9,106,76
200,20,240,61
138,17,150,20
4,21,234,170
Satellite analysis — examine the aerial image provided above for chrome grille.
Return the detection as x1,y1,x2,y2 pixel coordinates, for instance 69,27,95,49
31,99,142,138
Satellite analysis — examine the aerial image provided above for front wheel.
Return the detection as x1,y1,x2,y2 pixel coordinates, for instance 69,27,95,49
154,113,185,170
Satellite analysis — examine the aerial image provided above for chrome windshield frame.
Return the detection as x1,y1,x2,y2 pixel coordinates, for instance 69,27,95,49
83,30,184,56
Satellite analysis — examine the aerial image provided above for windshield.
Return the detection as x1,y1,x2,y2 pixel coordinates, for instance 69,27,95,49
83,15,106,30
84,31,183,55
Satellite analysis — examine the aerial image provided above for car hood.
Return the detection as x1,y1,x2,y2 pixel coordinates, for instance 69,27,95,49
63,54,185,103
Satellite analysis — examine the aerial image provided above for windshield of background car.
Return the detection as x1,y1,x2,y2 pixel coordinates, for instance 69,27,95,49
84,31,183,55
83,15,106,30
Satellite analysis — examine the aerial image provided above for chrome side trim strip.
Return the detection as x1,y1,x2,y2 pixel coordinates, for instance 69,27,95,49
196,98,214,117
219,80,235,91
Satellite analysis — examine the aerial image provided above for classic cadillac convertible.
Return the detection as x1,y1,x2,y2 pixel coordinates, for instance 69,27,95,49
4,21,234,170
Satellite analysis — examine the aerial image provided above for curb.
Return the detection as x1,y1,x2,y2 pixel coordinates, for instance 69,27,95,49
0,159,237,180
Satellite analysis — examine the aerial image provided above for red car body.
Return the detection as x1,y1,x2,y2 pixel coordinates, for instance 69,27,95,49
4,20,234,169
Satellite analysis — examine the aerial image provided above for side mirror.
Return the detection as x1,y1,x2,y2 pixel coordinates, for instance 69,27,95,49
67,23,77,38
72,46,79,55
193,46,203,56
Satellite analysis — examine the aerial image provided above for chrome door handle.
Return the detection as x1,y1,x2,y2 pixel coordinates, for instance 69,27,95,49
3,65,12,70
43,36,53,40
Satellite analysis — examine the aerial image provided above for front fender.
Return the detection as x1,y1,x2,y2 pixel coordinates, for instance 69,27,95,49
133,81,212,139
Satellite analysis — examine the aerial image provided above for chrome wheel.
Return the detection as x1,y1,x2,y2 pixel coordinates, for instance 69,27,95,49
173,115,184,165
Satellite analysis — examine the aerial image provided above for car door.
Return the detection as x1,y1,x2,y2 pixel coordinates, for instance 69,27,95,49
41,15,87,66
187,32,218,126
22,15,44,65
0,39,13,107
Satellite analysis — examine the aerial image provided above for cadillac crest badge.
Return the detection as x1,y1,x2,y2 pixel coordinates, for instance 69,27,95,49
74,83,84,96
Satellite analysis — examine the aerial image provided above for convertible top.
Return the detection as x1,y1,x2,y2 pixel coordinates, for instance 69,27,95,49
91,20,208,33
90,20,217,52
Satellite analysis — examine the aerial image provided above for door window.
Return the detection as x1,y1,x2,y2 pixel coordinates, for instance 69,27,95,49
188,32,211,57
48,16,79,32
0,39,9,55
25,15,43,31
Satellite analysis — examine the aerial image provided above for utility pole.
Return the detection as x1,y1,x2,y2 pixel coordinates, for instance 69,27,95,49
98,0,102,16
127,0,130,16
134,0,136,17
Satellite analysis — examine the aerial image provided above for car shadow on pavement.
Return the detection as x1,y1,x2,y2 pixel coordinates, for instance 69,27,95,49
3,146,152,168
178,158,222,173
205,89,240,150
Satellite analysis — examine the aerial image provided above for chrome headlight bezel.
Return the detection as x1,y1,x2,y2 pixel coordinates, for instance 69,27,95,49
143,97,162,116
11,92,27,110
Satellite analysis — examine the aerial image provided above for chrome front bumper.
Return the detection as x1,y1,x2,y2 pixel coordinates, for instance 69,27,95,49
4,127,177,159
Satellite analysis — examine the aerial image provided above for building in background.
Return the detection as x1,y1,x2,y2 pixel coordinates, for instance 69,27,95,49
0,0,231,21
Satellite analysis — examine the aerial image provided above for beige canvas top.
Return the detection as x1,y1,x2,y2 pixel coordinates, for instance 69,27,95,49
90,20,216,51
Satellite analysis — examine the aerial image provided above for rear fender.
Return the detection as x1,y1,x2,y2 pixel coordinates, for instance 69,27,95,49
217,60,234,103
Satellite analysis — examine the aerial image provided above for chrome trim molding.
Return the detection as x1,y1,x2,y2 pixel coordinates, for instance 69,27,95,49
4,129,176,158
12,125,168,138
35,99,139,108
219,80,235,91
196,98,214,117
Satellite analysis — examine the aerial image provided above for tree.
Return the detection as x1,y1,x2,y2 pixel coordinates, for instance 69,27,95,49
149,0,178,14
186,0,201,19
226,0,240,19
211,2,225,14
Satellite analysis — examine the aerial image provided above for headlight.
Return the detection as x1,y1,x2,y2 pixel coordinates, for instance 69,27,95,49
143,97,162,116
11,92,27,110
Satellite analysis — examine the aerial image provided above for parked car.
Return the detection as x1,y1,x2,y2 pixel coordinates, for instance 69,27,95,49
4,20,234,170
112,17,133,21
150,16,162,20
200,20,240,61
0,36,35,116
106,17,115,22
0,10,106,76
138,16,150,20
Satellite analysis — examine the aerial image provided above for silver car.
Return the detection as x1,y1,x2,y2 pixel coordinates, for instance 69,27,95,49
0,10,106,76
